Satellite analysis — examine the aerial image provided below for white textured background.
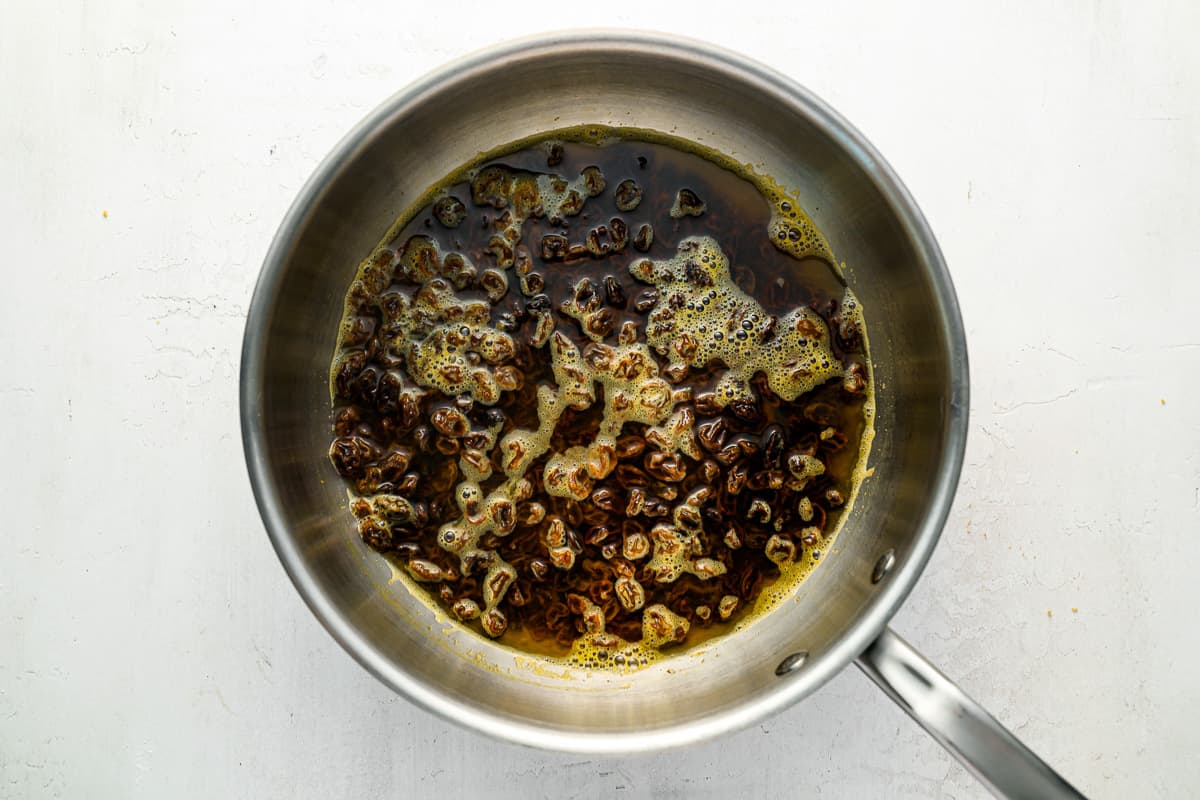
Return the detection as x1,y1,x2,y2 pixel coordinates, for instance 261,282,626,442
3,1,1199,797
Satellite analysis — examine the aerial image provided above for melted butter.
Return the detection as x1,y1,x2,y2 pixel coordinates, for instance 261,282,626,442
335,125,877,673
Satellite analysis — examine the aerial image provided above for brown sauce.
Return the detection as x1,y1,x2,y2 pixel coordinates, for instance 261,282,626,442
326,128,872,667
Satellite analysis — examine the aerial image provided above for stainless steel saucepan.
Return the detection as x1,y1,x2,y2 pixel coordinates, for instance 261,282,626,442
240,31,1084,798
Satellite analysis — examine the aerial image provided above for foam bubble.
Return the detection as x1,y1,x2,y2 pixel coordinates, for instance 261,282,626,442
764,189,834,263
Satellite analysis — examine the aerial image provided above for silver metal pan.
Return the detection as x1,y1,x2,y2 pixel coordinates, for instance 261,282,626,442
240,31,1083,799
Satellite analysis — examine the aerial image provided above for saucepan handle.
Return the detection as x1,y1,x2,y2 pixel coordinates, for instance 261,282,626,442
855,628,1086,800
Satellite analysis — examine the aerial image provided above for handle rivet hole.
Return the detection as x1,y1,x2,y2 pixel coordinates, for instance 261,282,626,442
775,651,809,676
872,549,896,584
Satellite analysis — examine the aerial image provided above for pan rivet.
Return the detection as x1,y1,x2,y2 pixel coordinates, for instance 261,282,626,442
775,651,808,676
871,549,896,584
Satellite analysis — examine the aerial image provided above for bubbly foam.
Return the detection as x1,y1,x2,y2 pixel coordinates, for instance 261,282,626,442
630,236,842,408
766,192,834,263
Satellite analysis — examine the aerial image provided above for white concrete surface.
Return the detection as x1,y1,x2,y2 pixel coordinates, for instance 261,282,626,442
3,1,1199,797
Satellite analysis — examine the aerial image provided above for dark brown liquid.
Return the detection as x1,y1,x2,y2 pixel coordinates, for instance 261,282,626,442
328,132,870,660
